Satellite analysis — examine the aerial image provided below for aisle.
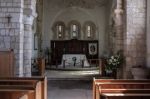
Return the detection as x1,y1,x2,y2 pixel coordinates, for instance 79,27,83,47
45,70,99,80
47,80,92,99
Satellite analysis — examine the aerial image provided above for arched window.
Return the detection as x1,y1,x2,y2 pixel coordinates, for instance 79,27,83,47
68,20,81,39
83,21,96,39
52,21,65,40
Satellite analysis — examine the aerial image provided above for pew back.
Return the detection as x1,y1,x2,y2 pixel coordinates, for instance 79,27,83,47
93,79,150,99
0,76,47,99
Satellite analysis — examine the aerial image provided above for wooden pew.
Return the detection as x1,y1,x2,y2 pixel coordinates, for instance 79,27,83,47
0,76,47,99
0,80,38,99
0,84,36,99
93,78,150,99
0,49,14,77
37,58,45,76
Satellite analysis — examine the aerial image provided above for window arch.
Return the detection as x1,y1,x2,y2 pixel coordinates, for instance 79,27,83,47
52,21,66,40
83,21,96,39
68,20,81,39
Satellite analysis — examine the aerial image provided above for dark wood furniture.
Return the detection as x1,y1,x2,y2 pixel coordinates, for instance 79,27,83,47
0,76,47,99
0,49,14,77
51,39,98,65
93,79,150,99
32,58,45,76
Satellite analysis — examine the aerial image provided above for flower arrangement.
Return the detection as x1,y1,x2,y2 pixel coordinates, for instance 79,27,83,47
105,51,123,72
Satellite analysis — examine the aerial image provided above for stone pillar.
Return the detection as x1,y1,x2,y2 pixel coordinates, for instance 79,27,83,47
36,0,43,56
23,0,37,76
114,0,124,53
147,0,150,68
0,0,24,76
125,0,146,78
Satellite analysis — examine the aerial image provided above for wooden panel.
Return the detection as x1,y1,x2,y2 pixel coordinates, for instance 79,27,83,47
0,50,14,77
93,79,150,99
37,58,45,76
0,77,47,99
51,39,98,65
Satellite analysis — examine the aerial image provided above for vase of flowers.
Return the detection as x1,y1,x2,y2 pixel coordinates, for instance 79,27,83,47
105,52,123,78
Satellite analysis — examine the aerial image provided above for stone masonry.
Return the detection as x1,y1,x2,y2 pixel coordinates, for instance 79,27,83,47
23,0,37,76
0,0,148,78
125,0,146,78
0,0,24,76
0,0,37,76
114,0,124,53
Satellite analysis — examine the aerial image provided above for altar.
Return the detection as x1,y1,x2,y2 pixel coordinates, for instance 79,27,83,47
59,54,90,67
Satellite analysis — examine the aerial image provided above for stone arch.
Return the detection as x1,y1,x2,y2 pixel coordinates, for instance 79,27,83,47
52,21,66,40
49,7,99,40
68,20,81,39
83,21,96,40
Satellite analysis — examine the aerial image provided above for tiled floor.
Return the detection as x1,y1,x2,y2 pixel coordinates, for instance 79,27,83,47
48,80,92,99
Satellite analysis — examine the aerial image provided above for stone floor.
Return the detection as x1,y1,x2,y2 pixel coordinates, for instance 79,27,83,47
46,69,98,99
47,80,92,99
45,69,100,80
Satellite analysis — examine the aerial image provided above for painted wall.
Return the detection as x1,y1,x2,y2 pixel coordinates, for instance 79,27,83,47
43,0,108,57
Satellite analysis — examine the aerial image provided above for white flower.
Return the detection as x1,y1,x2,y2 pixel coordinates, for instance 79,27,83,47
111,56,114,59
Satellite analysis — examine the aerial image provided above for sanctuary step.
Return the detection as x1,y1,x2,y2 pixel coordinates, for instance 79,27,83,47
46,65,99,71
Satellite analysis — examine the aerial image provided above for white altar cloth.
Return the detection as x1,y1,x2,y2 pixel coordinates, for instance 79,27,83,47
60,54,90,67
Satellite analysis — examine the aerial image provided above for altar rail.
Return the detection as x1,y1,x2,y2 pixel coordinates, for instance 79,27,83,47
93,79,150,99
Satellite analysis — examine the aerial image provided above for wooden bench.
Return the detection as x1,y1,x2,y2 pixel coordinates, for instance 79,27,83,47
37,58,45,76
93,78,150,99
0,49,14,77
0,76,47,99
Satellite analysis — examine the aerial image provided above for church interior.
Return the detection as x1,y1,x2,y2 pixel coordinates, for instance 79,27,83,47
0,0,150,99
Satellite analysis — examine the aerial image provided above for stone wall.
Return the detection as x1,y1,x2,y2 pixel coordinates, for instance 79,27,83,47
125,0,146,78
0,0,24,76
0,0,37,76
43,0,107,57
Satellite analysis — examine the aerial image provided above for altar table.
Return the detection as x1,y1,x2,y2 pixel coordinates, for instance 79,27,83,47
60,54,90,67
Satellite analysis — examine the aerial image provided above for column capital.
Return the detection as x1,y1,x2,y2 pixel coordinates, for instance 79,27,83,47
114,9,124,15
